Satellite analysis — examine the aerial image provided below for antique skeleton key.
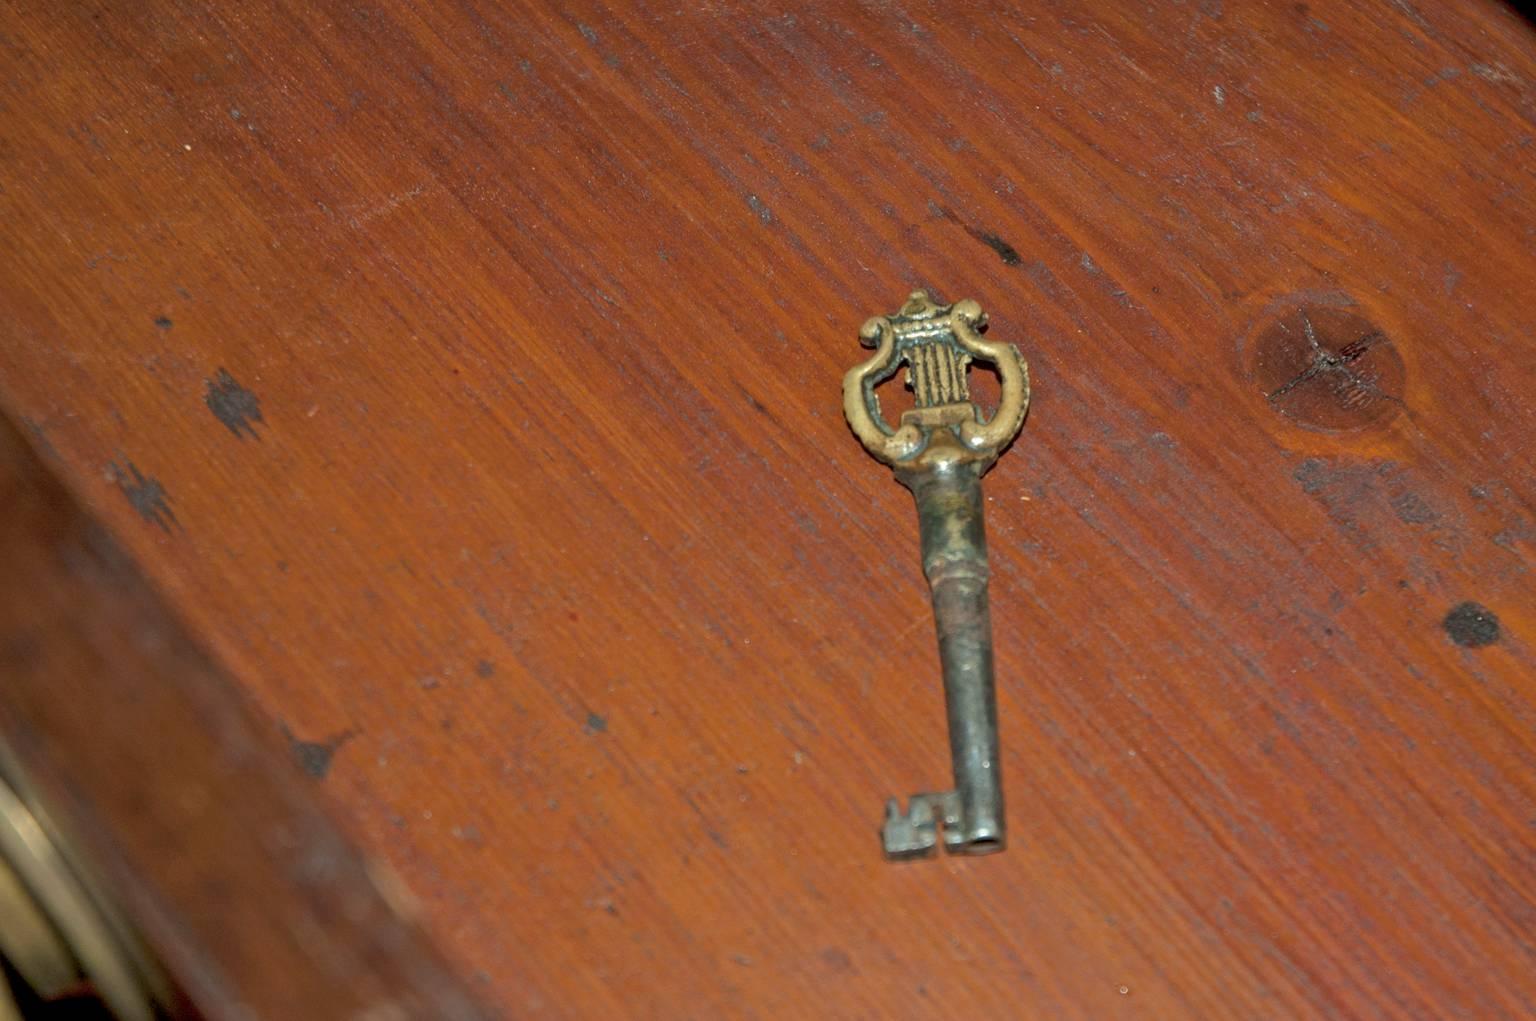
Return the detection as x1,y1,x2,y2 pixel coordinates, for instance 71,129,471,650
842,290,1030,860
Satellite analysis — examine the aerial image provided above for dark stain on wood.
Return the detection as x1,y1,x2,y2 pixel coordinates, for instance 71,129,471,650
280,724,357,779
584,712,608,735
1293,457,1391,503
820,947,855,975
109,460,176,531
205,369,264,439
154,316,173,330
1392,491,1440,526
1443,601,1501,647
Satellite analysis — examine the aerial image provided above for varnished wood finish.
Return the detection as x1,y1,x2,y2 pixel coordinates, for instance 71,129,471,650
2,2,1535,1017
0,416,492,1020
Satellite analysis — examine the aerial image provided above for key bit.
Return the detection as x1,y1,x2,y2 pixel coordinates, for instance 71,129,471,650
842,290,1031,860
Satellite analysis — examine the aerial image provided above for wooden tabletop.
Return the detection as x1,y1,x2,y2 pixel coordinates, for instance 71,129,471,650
3,2,1535,1017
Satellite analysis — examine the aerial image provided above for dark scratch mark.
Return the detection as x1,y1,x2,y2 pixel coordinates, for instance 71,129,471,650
85,250,129,269
935,203,1022,266
109,460,177,531
736,382,774,422
154,316,173,330
965,227,1022,266
205,368,264,439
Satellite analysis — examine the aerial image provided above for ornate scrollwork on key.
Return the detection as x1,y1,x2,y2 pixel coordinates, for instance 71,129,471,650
842,290,1031,472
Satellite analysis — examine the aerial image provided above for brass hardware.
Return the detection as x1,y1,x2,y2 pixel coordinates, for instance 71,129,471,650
0,744,171,1018
843,290,1030,860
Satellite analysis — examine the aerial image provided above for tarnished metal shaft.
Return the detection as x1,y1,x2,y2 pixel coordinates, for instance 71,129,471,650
902,462,1004,850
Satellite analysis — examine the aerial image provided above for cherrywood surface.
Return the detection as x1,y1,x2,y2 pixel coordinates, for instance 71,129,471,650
3,1,1535,1017
0,414,493,1021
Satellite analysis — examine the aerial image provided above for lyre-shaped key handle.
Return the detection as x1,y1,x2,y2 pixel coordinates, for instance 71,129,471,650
842,291,1031,861
842,290,1030,472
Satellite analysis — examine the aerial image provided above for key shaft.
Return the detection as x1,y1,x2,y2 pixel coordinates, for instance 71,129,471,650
905,462,1003,850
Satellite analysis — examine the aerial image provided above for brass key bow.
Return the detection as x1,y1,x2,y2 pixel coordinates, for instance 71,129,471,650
842,290,1030,859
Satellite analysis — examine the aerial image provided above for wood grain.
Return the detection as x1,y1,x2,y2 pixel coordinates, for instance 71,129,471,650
0,414,493,1020
2,1,1535,1017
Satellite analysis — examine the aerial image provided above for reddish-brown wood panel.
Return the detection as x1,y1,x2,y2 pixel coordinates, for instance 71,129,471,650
0,414,493,1021
2,1,1535,1017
